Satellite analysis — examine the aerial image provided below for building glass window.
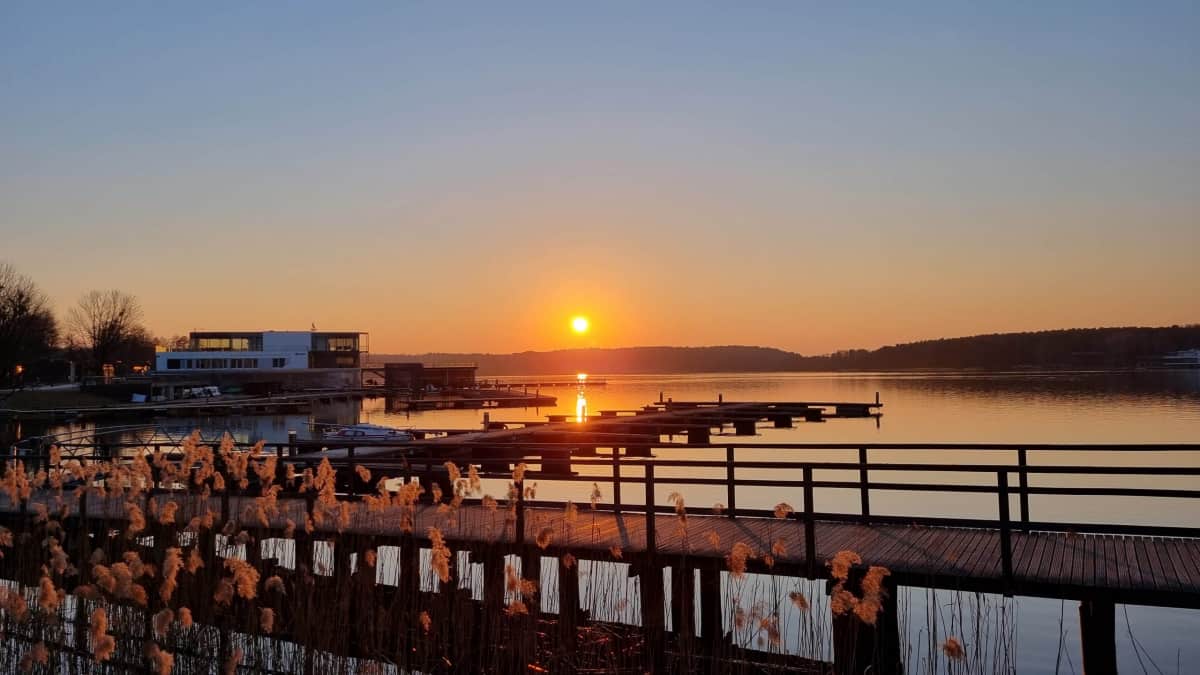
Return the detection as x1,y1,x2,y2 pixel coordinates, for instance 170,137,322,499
166,359,181,370
272,358,287,368
313,335,359,352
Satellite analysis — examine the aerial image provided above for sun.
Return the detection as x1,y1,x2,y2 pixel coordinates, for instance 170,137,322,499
571,316,590,334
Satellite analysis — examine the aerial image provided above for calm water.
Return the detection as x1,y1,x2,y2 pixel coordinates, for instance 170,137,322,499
9,370,1200,672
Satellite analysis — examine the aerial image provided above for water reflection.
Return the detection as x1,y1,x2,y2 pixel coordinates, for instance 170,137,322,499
576,372,588,422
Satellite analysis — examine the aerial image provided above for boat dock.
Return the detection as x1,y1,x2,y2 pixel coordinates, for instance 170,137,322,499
0,387,557,421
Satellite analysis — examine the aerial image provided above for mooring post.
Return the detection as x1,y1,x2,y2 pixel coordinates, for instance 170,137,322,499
1079,599,1117,675
288,429,297,457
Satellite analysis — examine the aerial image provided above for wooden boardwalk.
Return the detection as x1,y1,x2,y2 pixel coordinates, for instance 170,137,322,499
8,491,1198,609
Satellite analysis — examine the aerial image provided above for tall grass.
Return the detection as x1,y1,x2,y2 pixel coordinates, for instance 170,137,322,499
0,434,1027,673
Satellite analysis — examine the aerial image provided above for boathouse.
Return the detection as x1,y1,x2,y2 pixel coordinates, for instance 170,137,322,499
149,330,367,398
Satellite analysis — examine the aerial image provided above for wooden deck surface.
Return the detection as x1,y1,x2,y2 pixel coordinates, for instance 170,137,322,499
5,491,1197,607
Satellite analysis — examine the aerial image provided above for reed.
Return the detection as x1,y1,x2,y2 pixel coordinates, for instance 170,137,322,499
0,434,1032,674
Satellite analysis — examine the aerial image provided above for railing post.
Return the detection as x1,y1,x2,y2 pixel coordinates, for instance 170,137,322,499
612,448,622,513
288,430,297,457
858,447,870,521
1017,448,1030,527
997,471,1013,587
803,465,816,577
644,462,656,553
515,476,525,544
725,446,736,518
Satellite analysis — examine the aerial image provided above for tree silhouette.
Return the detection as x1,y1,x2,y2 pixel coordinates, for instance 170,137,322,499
66,289,147,371
0,262,58,385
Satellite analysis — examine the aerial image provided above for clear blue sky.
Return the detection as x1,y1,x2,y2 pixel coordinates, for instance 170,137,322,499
2,2,1197,353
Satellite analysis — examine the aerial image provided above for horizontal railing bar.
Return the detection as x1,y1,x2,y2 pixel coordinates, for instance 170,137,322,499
32,441,1200,451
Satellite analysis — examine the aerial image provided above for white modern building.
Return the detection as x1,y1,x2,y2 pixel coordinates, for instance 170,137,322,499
155,330,366,372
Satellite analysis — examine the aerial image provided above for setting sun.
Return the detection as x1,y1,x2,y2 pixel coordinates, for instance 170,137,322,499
571,316,590,334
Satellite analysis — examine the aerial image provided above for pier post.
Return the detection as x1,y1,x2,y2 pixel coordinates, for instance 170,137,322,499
725,446,737,517
997,471,1013,586
733,419,756,436
831,572,902,675
644,462,656,553
638,559,666,672
803,466,816,577
1079,599,1117,675
670,562,696,637
858,447,871,521
1017,448,1030,526
612,449,622,512
514,477,526,544
698,566,722,644
557,554,581,649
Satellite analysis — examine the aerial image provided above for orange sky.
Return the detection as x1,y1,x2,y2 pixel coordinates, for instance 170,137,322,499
2,5,1197,355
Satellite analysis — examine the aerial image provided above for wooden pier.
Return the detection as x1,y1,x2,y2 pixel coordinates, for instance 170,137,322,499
4,399,1198,673
0,386,557,421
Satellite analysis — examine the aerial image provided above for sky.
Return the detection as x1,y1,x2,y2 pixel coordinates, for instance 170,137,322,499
2,2,1197,355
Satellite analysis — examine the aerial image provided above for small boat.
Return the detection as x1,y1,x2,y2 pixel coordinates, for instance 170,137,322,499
323,423,413,442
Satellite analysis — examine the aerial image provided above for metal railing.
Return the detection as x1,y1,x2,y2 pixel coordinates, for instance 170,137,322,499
8,439,1200,586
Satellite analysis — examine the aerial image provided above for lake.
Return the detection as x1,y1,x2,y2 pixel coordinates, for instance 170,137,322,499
9,369,1200,672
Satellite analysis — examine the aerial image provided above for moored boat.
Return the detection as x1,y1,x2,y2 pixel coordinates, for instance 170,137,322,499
322,423,413,442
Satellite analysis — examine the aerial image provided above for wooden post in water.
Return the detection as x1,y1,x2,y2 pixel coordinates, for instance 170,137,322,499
832,572,902,675
640,462,665,671
639,560,666,672
698,566,722,646
557,554,581,650
1079,599,1117,675
670,563,696,650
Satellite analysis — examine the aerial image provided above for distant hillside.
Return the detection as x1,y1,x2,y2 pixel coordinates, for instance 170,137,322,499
370,325,1200,375
822,325,1200,371
369,346,809,376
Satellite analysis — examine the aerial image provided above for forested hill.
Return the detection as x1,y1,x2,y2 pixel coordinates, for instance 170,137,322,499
371,346,809,376
370,326,1200,375
819,326,1200,371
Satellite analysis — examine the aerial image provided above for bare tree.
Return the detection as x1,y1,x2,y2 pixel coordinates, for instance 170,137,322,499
66,289,146,370
155,334,191,351
0,262,58,385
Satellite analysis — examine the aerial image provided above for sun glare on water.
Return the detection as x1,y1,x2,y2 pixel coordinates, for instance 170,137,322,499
571,316,590,334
